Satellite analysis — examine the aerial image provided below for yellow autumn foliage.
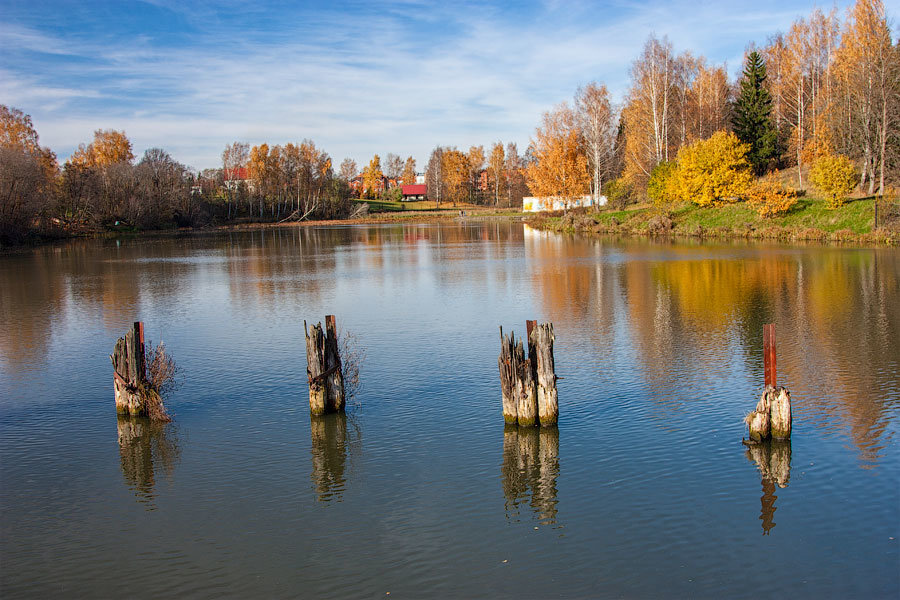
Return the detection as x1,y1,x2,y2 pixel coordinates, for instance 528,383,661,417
810,153,858,208
672,131,753,207
745,177,798,218
526,103,590,205
69,129,134,167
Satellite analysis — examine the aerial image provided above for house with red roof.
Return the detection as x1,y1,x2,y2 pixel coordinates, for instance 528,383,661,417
401,184,426,201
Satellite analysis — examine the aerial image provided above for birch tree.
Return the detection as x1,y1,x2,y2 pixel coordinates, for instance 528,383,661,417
575,82,616,203
487,142,505,206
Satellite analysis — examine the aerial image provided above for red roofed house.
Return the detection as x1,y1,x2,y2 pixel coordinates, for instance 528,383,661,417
401,184,427,201
224,166,250,191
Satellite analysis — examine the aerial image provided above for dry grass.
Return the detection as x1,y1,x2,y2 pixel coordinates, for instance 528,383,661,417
144,340,180,422
338,329,365,407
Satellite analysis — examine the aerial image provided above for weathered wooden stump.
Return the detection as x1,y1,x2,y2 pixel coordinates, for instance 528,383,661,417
745,324,792,442
498,328,538,426
746,388,771,442
499,321,558,427
111,321,148,416
530,323,558,426
305,316,345,415
515,339,538,427
499,332,519,424
324,315,345,413
769,387,792,440
747,385,792,442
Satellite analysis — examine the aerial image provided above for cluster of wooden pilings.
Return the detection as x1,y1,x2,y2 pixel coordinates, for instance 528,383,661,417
305,315,346,415
110,321,149,417
745,324,792,443
111,319,796,453
499,320,558,427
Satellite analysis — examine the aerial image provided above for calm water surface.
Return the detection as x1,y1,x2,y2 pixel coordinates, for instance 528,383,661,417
1,222,898,598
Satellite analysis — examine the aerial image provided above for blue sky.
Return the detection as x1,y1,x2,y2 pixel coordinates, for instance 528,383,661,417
2,0,893,170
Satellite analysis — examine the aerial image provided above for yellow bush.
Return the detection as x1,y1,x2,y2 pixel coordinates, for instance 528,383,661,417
810,153,857,209
745,177,798,218
673,131,753,207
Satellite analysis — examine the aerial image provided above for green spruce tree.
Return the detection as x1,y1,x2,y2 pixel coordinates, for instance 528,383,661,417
732,51,778,175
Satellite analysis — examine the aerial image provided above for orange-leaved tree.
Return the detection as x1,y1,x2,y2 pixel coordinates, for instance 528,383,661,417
441,148,470,206
361,154,383,199
70,129,134,168
401,157,417,186
526,102,589,209
744,176,798,217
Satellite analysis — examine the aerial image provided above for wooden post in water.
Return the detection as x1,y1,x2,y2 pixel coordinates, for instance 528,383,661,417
111,321,148,416
745,324,791,442
769,387,792,440
515,340,538,427
324,315,345,413
530,322,558,426
498,328,518,424
305,316,345,415
305,320,327,415
499,320,558,427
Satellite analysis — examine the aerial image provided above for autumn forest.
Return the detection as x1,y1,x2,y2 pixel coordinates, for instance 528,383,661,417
1,0,897,245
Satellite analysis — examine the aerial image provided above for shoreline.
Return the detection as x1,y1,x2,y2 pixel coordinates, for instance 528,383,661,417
5,203,899,251
524,200,900,247
1,208,526,252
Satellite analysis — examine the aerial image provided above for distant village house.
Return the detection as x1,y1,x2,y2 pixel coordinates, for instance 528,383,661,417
401,184,427,200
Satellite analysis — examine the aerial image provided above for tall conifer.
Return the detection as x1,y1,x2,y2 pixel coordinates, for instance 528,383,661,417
732,51,778,175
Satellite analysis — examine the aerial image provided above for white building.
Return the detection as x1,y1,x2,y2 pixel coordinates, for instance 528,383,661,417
522,195,607,212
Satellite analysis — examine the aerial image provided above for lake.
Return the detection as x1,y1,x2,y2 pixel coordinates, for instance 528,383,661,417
1,222,898,598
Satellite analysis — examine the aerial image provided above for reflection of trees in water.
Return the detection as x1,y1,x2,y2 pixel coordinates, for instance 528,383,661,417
0,249,68,369
528,233,899,465
117,416,180,506
744,439,791,535
501,426,559,525
310,413,361,502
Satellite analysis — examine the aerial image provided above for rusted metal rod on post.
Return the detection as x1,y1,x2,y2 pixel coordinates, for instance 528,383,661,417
763,323,776,388
746,323,792,443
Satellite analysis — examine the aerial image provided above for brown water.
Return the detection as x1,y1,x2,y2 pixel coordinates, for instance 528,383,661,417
1,223,898,598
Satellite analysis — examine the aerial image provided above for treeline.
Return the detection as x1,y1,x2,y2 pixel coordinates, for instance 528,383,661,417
525,0,898,211
219,141,354,222
342,145,530,208
423,143,530,207
0,114,357,245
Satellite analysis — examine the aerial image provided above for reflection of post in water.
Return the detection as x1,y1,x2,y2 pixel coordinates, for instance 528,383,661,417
117,416,180,504
310,413,349,502
501,425,559,524
744,439,791,535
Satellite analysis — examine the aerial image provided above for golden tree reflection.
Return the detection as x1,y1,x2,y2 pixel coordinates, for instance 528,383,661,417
527,232,899,465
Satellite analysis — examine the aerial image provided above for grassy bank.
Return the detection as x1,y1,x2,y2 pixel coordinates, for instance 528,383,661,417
527,196,900,245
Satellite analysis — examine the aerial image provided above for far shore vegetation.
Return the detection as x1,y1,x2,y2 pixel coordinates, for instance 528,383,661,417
2,0,897,248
